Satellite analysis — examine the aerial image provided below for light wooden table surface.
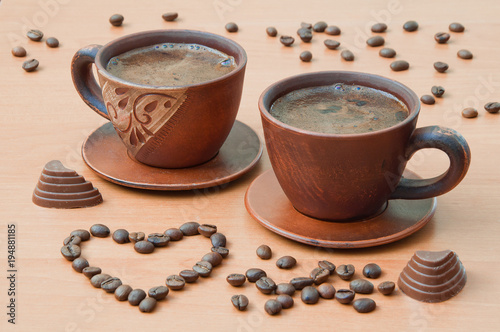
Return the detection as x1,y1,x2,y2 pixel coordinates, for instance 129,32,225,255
1,0,499,331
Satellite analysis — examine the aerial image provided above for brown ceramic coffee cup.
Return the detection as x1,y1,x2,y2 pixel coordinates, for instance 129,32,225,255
71,30,247,168
259,71,471,221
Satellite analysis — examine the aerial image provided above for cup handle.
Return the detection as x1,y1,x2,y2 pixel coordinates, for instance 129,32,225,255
71,44,109,120
389,126,471,199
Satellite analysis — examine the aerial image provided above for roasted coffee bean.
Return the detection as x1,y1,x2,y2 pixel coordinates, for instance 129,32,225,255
46,37,59,48
148,286,169,300
300,51,312,62
225,22,238,33
457,49,473,59
129,232,145,243
280,35,295,46
341,50,354,61
198,224,217,237
90,274,111,288
211,233,226,247
317,283,336,299
290,277,314,290
227,274,246,287
128,289,147,306
434,32,450,44
276,283,295,296
484,102,500,114
462,107,478,118
403,20,418,32
166,275,185,290
377,281,396,295
112,229,130,244
193,261,212,277
147,233,170,247
390,60,409,71
162,12,178,21
313,21,328,32
246,268,267,282
379,47,396,58
277,294,294,309
134,240,155,254
256,277,277,294
212,246,229,258
324,39,340,50
90,224,110,238
449,22,465,32
366,36,385,47
353,298,376,313
276,256,296,269
27,29,43,41
318,260,336,275
22,59,39,72
180,221,200,236
61,244,81,261
71,229,90,241
336,264,355,280
371,23,388,33
298,29,313,42
421,95,436,105
115,285,133,301
266,26,278,37
301,22,312,29
82,267,101,279
431,85,445,97
231,294,249,311
109,14,124,26
434,61,449,73
11,46,26,57
202,252,223,267
101,277,122,293
164,228,182,241
310,267,330,285
325,25,341,35
256,244,272,260
363,263,382,279
335,289,355,304
179,270,199,283
64,235,81,246
139,297,157,313
301,286,320,304
264,299,282,315
350,279,374,294
71,257,89,273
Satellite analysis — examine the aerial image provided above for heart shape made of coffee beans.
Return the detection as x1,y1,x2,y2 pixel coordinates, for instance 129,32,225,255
60,222,229,313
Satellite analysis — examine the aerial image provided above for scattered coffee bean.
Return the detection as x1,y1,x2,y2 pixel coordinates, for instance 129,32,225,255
11,46,26,57
431,86,445,97
276,256,296,269
147,233,170,247
434,32,450,44
421,95,436,105
231,294,249,311
301,286,320,304
484,102,500,114
264,299,282,315
341,50,355,61
148,286,169,300
202,252,223,267
324,39,340,50
193,261,212,277
82,267,101,279
366,36,385,47
64,235,82,246
363,263,382,278
280,35,295,46
301,22,312,29
310,267,330,285
256,277,277,294
166,275,185,290
115,285,133,301
298,28,313,42
71,257,89,273
71,229,90,241
457,49,473,59
210,233,226,247
300,51,312,62
290,277,314,290
46,37,59,48
101,277,122,293
128,289,147,306
403,20,418,32
325,25,341,35
256,244,272,260
129,232,145,243
277,294,294,309
318,260,336,275
377,281,396,295
317,283,336,299
211,246,229,258
109,14,124,27
90,274,111,288
461,107,478,118
139,297,157,313
134,240,155,254
227,274,246,287
379,47,396,58
164,228,182,241
180,222,200,236
112,229,130,244
434,61,449,73
61,244,81,261
390,60,409,71
336,264,355,280
313,21,328,32
276,283,295,296
335,289,355,304
371,23,388,33
350,279,374,294
27,29,43,41
225,22,238,33
162,12,178,22
449,22,465,32
266,26,278,37
22,59,39,72
353,298,376,313
198,224,217,237
179,270,199,283
246,268,267,282
90,224,110,238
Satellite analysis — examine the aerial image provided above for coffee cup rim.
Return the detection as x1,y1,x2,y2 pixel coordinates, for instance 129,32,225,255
94,29,247,90
259,71,420,138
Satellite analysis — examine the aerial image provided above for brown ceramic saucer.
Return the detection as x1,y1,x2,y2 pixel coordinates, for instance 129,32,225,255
82,121,262,190
245,169,437,248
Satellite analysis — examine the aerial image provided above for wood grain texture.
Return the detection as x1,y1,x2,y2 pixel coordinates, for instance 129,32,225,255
1,0,499,330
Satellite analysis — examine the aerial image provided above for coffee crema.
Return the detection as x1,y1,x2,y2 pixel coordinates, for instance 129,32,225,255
106,43,237,86
269,84,409,134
